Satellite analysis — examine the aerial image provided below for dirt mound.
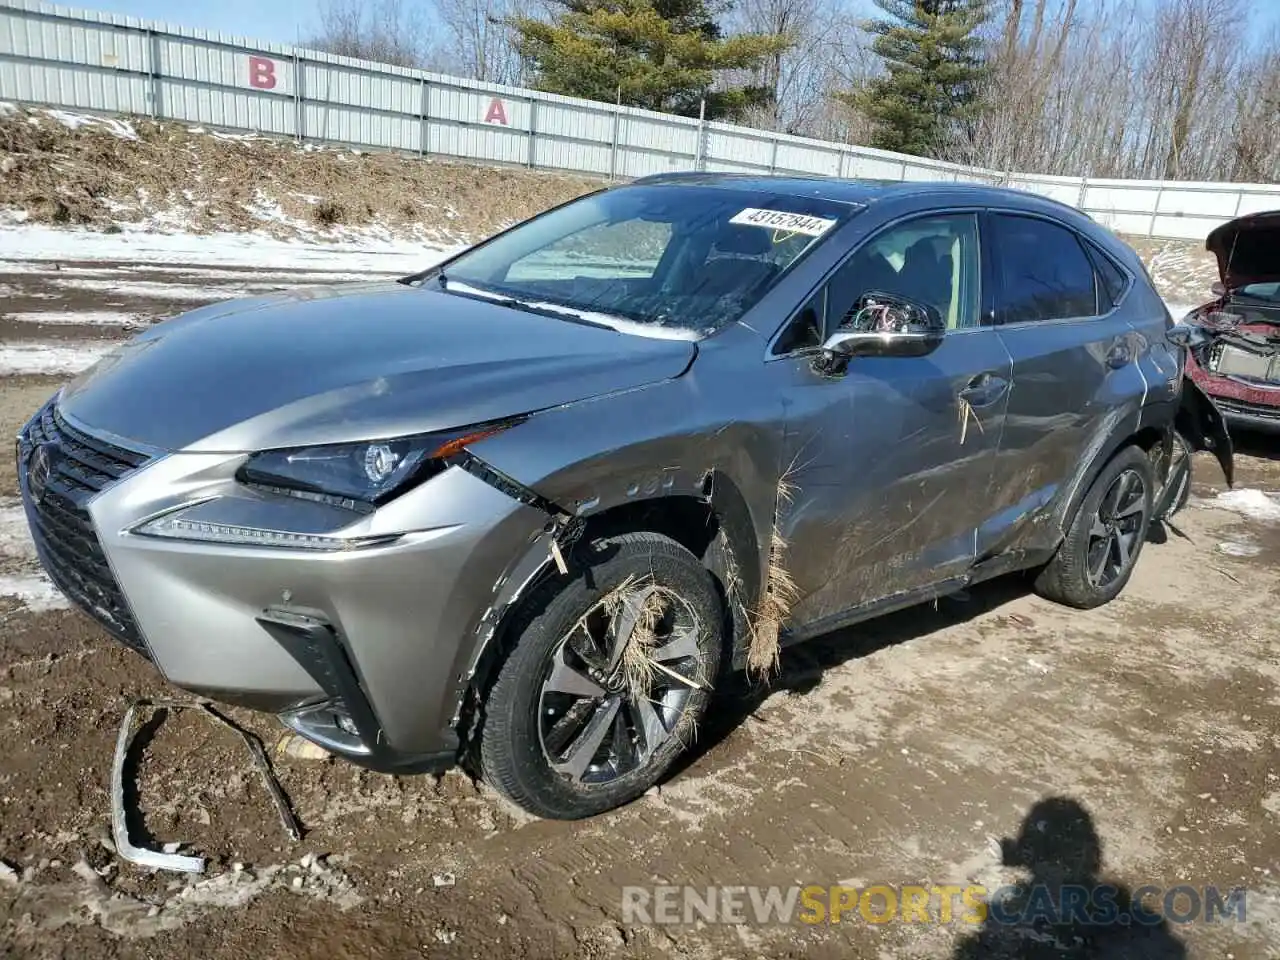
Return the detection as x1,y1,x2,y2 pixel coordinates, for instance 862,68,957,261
0,104,600,243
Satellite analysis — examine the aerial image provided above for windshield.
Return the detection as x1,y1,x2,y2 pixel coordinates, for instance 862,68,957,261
1235,281,1280,304
435,185,856,335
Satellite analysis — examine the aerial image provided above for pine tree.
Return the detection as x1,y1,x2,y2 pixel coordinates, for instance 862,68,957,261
508,0,790,119
843,0,988,156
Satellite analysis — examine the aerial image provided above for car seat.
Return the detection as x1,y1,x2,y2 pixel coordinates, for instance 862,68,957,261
900,238,953,322
698,226,781,298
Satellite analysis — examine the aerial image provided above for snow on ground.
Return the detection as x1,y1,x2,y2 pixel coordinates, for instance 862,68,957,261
0,498,66,612
0,501,32,556
129,266,375,283
1217,540,1263,557
0,573,69,612
3,101,138,140
0,342,116,376
41,108,138,140
48,277,291,301
0,224,455,273
1142,239,1219,306
1195,488,1280,523
6,310,143,326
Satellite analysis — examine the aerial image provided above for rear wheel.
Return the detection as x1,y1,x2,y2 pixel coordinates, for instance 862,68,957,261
1151,430,1192,519
1034,446,1154,609
479,532,721,819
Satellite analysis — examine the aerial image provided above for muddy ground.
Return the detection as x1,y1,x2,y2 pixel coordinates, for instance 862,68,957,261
0,253,1277,959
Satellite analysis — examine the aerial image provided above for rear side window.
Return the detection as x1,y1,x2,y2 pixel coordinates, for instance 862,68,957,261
992,214,1098,323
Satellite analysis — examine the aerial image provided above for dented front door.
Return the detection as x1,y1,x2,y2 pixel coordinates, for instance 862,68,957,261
772,212,1014,632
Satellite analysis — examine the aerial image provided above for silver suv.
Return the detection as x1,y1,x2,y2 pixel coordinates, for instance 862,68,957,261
17,176,1232,819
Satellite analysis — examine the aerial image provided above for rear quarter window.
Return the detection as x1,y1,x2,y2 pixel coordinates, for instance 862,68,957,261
1086,243,1131,313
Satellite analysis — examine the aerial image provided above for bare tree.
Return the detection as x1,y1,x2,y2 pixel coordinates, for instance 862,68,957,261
433,0,525,84
727,0,874,139
308,0,438,67
1226,38,1280,182
946,0,1270,183
301,0,1277,184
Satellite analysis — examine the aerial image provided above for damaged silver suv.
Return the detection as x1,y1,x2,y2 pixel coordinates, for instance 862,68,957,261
18,175,1232,819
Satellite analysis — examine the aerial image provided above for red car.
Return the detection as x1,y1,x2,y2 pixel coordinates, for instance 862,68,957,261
1181,211,1280,431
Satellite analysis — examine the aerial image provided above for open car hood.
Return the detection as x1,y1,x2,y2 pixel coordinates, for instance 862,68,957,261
1206,210,1280,289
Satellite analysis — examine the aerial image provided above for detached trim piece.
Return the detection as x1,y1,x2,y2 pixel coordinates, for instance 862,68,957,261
112,702,206,874
111,698,303,875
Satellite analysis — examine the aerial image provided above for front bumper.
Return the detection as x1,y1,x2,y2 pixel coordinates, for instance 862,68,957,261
1186,360,1280,433
17,401,548,770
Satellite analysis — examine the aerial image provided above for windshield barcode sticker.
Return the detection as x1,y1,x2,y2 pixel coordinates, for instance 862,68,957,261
729,208,837,236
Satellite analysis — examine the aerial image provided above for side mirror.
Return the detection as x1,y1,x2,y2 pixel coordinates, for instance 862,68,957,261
1210,281,1226,298
814,292,945,373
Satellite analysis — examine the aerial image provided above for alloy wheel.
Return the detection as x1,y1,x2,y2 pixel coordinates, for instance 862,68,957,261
537,581,704,786
1086,467,1148,587
1151,432,1191,519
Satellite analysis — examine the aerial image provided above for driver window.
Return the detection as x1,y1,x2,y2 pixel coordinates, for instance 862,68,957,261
826,214,981,333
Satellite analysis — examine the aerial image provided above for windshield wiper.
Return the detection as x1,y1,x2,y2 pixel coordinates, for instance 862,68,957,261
437,277,619,331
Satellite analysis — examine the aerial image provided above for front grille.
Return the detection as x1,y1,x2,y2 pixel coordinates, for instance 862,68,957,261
18,404,152,658
1215,397,1280,422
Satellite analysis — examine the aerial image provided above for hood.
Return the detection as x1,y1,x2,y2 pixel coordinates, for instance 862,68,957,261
1206,210,1280,289
59,283,696,452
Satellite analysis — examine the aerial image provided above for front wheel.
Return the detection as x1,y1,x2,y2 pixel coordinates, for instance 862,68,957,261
478,532,722,819
1034,445,1154,610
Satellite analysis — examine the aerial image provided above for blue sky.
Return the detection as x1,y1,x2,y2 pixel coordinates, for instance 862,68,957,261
76,0,1280,48
84,0,325,43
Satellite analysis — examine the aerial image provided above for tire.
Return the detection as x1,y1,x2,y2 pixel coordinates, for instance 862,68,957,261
1151,431,1192,520
478,532,722,819
1034,445,1154,610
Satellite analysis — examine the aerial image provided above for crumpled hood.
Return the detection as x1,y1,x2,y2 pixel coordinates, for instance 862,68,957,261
1206,210,1280,288
59,282,696,452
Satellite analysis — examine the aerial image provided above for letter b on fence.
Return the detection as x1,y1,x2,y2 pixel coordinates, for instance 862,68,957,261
248,56,277,90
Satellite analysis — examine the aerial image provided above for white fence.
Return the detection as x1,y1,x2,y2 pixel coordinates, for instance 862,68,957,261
1,0,1278,240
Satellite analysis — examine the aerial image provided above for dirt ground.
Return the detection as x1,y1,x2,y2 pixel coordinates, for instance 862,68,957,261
0,103,600,242
1,253,1277,959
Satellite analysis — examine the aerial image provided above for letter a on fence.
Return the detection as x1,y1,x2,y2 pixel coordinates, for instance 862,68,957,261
484,98,508,125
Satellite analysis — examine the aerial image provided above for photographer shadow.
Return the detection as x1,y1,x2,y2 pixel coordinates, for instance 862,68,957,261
951,797,1187,959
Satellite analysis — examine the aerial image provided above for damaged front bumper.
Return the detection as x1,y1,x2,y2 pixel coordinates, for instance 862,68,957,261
1182,317,1280,432
1188,361,1280,432
18,405,552,772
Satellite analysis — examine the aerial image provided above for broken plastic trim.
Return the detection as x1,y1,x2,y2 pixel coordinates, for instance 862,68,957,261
450,450,584,573
451,450,566,517
111,698,302,874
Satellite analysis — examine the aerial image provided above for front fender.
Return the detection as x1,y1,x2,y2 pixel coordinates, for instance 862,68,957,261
469,371,786,594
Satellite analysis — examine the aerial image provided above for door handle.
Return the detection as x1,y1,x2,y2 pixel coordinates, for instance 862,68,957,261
959,373,1009,408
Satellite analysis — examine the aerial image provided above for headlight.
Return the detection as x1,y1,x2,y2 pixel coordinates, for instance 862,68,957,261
238,424,514,505
131,423,515,551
